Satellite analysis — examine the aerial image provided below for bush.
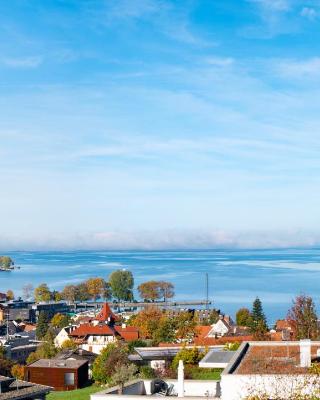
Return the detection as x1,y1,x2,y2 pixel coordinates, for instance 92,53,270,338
139,365,156,379
171,347,203,370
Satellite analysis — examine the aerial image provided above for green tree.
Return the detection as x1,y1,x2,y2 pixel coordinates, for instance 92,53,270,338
250,297,268,339
236,308,252,326
92,343,128,384
34,283,51,302
109,270,134,302
111,363,137,394
153,317,176,344
60,339,77,350
172,347,202,370
36,311,50,339
288,294,319,339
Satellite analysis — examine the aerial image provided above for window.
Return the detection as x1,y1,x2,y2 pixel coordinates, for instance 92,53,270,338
64,373,75,386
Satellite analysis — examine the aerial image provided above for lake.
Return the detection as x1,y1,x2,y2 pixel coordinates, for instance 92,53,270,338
1,248,320,324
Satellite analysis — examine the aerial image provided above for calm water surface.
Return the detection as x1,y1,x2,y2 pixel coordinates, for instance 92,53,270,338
1,249,320,324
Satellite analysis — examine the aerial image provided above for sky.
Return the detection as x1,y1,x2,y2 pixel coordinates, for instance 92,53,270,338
1,0,320,250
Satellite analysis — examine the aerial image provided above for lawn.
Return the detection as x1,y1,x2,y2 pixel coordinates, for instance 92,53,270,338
47,385,103,400
190,368,223,380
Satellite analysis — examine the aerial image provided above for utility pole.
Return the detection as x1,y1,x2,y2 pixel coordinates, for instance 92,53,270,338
6,308,10,341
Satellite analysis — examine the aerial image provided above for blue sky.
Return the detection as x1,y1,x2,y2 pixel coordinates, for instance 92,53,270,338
1,0,320,250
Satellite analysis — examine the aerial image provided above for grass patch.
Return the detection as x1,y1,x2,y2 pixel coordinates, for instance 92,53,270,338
47,385,103,400
190,368,223,380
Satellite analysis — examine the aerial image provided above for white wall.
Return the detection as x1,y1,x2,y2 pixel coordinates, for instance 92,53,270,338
221,374,319,400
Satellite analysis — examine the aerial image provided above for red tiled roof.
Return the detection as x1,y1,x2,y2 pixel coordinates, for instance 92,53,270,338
115,326,139,341
96,303,117,322
70,324,116,338
194,334,254,346
276,319,293,331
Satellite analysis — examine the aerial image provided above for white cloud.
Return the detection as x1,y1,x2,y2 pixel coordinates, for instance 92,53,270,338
300,7,318,20
204,57,234,67
248,0,290,12
2,56,43,68
276,57,320,77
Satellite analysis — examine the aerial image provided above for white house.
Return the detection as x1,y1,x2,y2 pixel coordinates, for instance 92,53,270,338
207,315,233,338
220,340,320,400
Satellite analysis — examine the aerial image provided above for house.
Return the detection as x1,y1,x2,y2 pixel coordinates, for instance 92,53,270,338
0,301,32,322
206,315,234,338
0,292,7,302
220,340,320,400
69,323,139,354
54,325,78,348
0,332,40,363
270,319,295,341
0,375,51,399
54,348,97,378
26,359,89,391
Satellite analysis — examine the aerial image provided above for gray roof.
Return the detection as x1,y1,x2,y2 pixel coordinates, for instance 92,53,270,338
28,358,88,369
199,350,236,368
0,376,52,400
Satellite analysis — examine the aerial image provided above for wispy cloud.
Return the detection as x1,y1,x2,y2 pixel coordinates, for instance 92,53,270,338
276,57,320,78
300,7,318,20
2,55,43,68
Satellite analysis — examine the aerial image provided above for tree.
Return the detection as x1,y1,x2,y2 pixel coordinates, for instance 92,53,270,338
75,282,91,301
61,285,78,303
250,297,268,340
34,283,51,302
138,281,161,301
0,256,14,269
22,284,34,300
288,294,319,339
36,311,50,339
111,363,137,394
130,307,163,339
6,290,14,301
92,343,128,384
175,311,198,342
11,364,25,380
109,270,134,302
50,313,70,329
172,347,202,370
86,278,110,301
60,339,77,350
153,316,176,344
158,281,174,302
236,308,252,326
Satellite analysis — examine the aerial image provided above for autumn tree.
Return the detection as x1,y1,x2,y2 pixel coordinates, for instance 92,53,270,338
76,282,91,301
158,281,174,302
11,364,25,380
0,256,14,269
34,283,51,302
50,313,70,329
6,290,14,301
288,294,319,339
60,339,77,350
130,307,163,339
175,311,198,342
22,283,34,300
86,277,110,301
138,281,160,301
236,307,252,326
61,285,78,303
109,270,134,302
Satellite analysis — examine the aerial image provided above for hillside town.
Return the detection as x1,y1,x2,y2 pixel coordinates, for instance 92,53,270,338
1,268,320,399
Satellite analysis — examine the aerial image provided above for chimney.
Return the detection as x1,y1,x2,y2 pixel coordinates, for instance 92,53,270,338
122,323,126,329
300,339,311,367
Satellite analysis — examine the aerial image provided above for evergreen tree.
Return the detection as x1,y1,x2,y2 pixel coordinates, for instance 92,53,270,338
250,297,268,339
36,311,50,339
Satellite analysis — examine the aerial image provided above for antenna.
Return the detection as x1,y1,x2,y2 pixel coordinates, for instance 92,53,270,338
205,273,209,311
